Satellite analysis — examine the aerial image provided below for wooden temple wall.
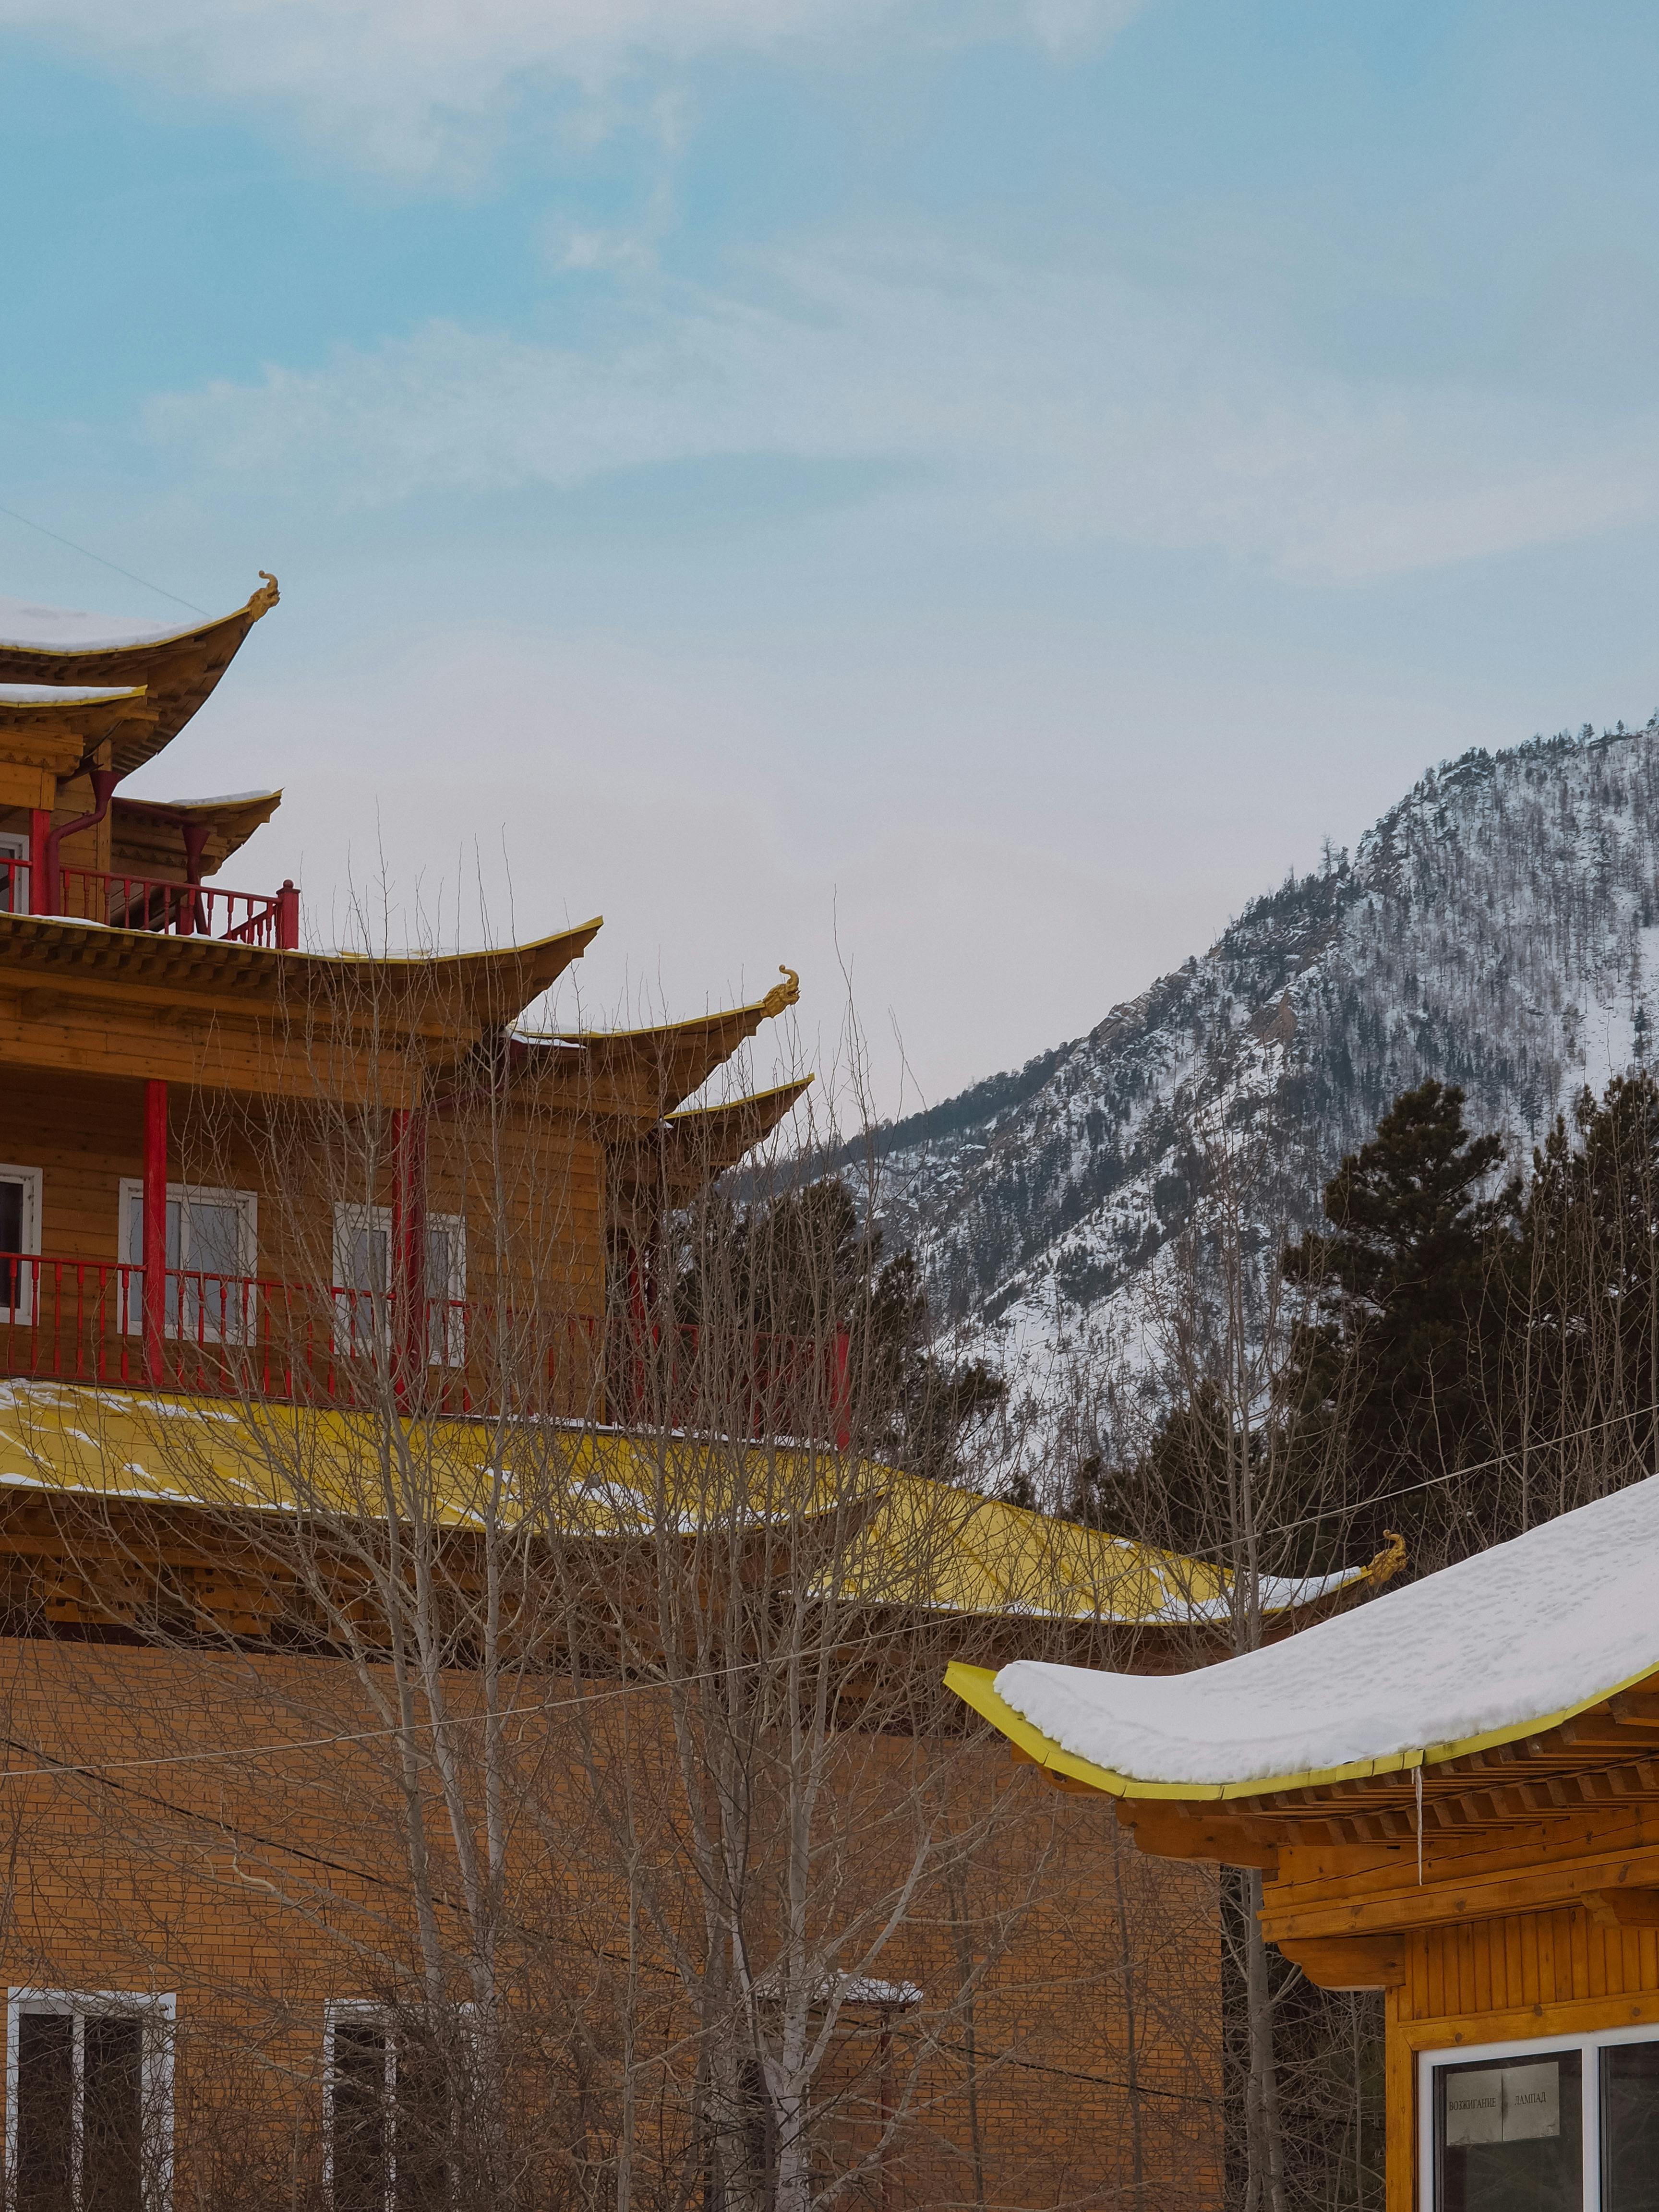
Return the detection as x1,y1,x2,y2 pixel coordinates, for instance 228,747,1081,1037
0,1070,607,1317
1383,1911,1659,2209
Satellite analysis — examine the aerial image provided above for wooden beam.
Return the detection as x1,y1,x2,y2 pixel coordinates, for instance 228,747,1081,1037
1278,1936,1405,1991
1584,1889,1659,1929
1262,1827,1659,1942
1117,1801,1282,1873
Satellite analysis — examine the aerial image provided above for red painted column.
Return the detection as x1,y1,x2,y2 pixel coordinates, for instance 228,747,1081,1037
142,1081,168,1389
27,809,51,917
391,1106,428,1395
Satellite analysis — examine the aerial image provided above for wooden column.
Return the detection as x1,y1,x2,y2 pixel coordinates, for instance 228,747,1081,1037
391,1106,428,1396
142,1081,168,1388
878,2012,894,2212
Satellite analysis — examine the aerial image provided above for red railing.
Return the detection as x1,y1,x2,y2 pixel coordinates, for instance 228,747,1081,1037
0,1255,853,1444
0,855,30,917
55,867,300,948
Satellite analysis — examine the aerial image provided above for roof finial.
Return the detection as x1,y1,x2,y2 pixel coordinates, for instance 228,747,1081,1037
248,572,280,620
761,965,800,1018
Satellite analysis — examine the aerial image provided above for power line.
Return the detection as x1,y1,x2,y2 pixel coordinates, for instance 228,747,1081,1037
0,501,209,617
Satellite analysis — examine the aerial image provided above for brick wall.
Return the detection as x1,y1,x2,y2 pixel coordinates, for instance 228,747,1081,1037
0,1635,1220,2211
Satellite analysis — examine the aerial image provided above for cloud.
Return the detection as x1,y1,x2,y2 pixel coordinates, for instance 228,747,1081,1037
0,0,1146,178
144,243,1659,583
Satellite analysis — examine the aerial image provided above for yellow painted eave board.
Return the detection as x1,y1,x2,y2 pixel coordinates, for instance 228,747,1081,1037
944,1655,1659,1803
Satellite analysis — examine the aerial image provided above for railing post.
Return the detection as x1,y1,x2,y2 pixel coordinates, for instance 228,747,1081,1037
391,1105,428,1401
142,1081,168,1389
275,881,300,951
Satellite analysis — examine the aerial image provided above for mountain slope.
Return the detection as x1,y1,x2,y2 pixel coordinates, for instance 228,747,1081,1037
877,721,1659,1373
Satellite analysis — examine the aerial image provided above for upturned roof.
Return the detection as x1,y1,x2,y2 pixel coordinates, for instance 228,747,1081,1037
0,1383,1391,1631
0,576,279,774
949,1474,1659,1806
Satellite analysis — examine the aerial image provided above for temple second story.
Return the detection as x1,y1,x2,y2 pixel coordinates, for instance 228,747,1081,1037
0,577,824,1435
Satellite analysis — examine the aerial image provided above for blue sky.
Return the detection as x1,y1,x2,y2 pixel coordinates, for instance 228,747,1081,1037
5,0,1659,1118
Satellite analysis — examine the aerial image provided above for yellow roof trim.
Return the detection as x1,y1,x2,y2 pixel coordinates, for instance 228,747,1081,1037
0,1386,1368,1630
663,1075,815,1130
944,1656,1659,1803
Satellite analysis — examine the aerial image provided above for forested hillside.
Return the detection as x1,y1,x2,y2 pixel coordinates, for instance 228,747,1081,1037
875,720,1659,1375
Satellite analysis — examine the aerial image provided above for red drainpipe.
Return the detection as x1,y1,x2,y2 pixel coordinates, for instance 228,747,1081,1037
391,1106,429,1401
142,1081,168,1389
177,820,212,936
41,766,123,918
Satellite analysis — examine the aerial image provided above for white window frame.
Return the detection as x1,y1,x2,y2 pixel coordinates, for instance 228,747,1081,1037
0,1165,42,1325
118,1180,258,1342
331,1204,466,1368
323,1999,469,2212
0,831,27,916
5,1985,176,2212
1419,2018,1659,2210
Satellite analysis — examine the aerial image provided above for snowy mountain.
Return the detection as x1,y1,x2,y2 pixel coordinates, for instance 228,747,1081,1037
872,720,1659,1390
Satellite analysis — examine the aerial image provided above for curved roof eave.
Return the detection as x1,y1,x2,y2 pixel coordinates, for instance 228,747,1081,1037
0,577,280,776
514,965,802,1121
949,1474,1659,1803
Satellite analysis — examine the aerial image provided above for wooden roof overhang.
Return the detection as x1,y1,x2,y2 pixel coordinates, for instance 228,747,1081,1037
608,1079,815,1226
110,790,283,880
0,913,599,1106
513,966,802,1129
0,1392,1397,1698
948,1643,1659,1989
0,687,158,810
0,577,279,777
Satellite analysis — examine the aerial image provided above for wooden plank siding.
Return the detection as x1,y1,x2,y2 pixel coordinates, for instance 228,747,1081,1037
1377,1911,1659,2211
0,1070,609,1417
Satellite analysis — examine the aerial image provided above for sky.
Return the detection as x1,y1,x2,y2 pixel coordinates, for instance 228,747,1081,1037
5,0,1659,1123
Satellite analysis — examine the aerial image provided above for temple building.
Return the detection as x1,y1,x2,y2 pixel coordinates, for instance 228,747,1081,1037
0,574,817,1426
951,1477,1659,2212
0,573,1401,2212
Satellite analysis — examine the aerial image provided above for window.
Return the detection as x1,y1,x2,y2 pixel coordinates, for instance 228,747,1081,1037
6,1989,174,2212
0,1166,42,1324
324,2005,449,2212
118,1183,257,1343
331,1206,466,1367
1423,2026,1659,2210
0,832,27,916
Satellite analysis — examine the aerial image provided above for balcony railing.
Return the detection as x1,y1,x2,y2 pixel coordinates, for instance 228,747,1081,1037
0,857,299,948
0,1254,853,1445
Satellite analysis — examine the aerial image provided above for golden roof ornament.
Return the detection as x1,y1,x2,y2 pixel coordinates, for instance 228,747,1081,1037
760,965,800,1018
247,572,280,620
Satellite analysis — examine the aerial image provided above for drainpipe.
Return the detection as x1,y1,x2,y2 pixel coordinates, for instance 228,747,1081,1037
142,1081,168,1389
178,819,212,935
41,766,123,919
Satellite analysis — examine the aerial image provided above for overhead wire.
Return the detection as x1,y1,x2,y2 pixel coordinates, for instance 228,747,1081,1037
1175,1395,1659,1562
0,500,209,617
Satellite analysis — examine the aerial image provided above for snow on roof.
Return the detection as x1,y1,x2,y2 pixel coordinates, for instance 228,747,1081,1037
0,683,144,703
0,600,199,653
143,790,281,809
986,1474,1659,1796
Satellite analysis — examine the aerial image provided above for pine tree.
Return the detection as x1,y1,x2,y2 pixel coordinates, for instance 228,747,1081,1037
1279,1080,1507,1548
